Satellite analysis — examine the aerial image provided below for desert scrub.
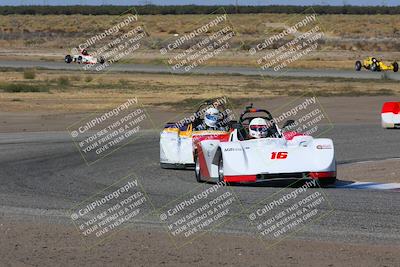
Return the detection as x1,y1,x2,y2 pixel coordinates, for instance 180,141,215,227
23,68,36,79
0,83,49,92
57,76,70,87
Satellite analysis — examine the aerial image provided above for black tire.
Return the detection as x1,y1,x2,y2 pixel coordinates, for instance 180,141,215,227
160,163,185,169
77,56,82,64
64,55,72,63
160,163,171,169
355,60,362,71
217,152,224,183
317,177,336,187
370,62,378,71
393,62,398,72
194,151,203,183
99,56,105,64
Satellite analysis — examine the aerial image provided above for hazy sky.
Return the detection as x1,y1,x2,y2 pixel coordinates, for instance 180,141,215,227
1,0,399,6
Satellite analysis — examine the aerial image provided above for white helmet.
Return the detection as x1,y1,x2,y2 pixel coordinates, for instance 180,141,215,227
249,118,269,139
204,107,221,128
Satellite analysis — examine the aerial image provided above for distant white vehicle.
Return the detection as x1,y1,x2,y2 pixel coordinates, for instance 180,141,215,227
64,49,105,65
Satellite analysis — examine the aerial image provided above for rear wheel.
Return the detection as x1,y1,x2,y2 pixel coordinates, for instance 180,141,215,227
99,56,105,64
355,60,362,71
77,56,82,64
393,62,398,72
64,55,72,63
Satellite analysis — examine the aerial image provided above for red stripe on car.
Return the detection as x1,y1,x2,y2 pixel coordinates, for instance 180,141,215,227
224,175,257,183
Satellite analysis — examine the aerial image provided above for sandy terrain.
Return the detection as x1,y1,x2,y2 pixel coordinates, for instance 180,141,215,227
0,96,393,132
1,217,398,267
339,159,400,183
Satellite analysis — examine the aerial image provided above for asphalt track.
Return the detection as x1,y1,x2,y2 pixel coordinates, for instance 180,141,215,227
1,124,399,246
1,59,400,80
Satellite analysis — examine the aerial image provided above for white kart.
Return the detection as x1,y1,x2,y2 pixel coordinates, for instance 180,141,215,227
64,50,105,65
160,99,233,169
195,107,336,185
381,102,400,129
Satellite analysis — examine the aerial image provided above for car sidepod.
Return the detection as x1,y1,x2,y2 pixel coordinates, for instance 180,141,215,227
160,125,194,168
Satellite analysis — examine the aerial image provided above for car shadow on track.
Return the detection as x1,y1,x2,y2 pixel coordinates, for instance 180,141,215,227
224,178,352,188
235,179,357,189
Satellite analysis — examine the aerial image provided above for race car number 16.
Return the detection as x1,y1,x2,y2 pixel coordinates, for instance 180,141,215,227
271,152,288,159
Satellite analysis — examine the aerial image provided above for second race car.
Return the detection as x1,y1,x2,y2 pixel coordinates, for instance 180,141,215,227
160,99,234,169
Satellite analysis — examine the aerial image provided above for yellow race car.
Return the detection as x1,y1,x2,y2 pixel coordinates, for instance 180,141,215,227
355,57,398,72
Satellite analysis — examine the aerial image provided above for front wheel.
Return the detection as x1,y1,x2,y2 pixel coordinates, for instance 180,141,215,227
355,60,362,71
194,151,203,183
217,153,224,183
77,56,82,64
393,62,398,72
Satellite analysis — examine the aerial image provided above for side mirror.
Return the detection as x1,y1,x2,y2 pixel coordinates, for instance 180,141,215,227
282,119,295,129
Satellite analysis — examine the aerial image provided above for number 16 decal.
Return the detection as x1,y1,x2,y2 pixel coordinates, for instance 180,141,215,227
271,152,288,159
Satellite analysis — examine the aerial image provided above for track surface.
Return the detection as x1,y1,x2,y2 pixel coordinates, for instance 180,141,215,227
1,124,399,245
1,59,400,80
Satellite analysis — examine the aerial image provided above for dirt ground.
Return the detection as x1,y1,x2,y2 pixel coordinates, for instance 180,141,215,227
0,96,391,132
338,159,400,183
1,218,398,267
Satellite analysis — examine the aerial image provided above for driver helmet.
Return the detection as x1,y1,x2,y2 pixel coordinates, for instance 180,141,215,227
249,117,269,139
204,107,221,128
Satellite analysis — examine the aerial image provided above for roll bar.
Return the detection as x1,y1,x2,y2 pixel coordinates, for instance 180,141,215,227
239,103,273,123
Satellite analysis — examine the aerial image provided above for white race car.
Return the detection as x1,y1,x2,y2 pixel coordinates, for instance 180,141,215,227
381,102,400,129
195,106,336,185
64,49,105,65
160,99,233,169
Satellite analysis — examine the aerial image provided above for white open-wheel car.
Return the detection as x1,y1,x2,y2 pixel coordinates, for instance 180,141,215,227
160,99,234,169
194,105,337,185
64,49,105,65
